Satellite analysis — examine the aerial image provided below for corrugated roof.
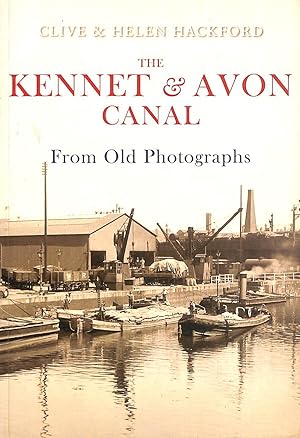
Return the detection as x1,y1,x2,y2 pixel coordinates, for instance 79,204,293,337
0,214,122,236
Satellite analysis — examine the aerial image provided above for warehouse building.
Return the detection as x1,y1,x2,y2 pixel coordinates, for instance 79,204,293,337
0,213,157,271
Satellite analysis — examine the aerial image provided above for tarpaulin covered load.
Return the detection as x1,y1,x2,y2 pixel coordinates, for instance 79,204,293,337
104,303,187,323
149,259,189,276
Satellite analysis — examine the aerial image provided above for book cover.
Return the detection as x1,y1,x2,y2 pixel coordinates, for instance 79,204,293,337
0,1,299,437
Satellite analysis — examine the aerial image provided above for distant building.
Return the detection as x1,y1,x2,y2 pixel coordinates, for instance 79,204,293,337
0,213,156,271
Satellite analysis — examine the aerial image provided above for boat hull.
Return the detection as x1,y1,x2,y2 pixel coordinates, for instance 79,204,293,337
58,305,186,333
0,318,60,351
119,314,182,331
178,313,271,336
201,295,285,313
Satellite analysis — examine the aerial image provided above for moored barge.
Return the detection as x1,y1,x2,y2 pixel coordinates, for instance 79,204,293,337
57,303,187,333
0,317,60,351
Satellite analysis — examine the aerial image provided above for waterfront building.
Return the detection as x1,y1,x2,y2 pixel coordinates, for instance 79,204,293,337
0,213,156,271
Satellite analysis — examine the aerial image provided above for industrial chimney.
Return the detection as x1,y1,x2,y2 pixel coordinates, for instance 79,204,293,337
206,213,212,233
244,189,257,233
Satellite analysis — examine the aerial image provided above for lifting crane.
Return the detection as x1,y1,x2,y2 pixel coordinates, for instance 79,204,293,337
114,208,135,262
197,208,243,254
156,223,186,262
104,208,135,290
157,207,243,283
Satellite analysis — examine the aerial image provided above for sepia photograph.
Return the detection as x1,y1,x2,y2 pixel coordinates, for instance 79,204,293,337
0,0,300,437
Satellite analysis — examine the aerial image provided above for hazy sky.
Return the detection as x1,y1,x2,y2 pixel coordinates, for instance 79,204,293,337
1,0,299,233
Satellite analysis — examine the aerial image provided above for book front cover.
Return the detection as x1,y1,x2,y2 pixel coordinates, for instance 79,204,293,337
0,1,299,438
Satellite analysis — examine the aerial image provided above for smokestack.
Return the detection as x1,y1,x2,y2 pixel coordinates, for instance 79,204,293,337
206,213,212,233
244,189,257,233
239,272,247,305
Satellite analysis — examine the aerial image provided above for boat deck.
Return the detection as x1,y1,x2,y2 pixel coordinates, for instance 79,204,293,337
0,318,45,329
178,311,271,336
217,294,286,305
58,304,187,333
0,317,60,346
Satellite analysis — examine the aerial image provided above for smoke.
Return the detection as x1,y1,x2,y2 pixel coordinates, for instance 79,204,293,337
244,257,299,278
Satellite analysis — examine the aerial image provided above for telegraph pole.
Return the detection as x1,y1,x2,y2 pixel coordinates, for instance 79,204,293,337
239,185,243,265
0,243,2,281
216,250,221,301
292,201,300,246
42,162,48,282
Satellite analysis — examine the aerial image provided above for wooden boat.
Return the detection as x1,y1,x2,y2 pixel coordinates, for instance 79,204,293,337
200,293,285,315
178,306,271,337
178,326,258,350
57,303,187,333
132,297,159,309
0,317,60,352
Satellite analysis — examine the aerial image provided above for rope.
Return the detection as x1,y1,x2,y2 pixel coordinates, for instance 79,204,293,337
7,298,33,316
0,305,38,323
7,297,39,309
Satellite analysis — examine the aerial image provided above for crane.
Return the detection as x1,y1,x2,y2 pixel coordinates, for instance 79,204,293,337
196,208,243,254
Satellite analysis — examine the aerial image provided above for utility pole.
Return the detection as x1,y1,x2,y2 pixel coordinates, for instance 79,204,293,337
292,201,300,245
269,213,274,232
37,246,44,294
42,162,48,282
0,243,2,281
216,250,221,301
239,185,243,265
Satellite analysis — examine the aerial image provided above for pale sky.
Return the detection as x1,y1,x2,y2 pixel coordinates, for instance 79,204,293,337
1,0,299,233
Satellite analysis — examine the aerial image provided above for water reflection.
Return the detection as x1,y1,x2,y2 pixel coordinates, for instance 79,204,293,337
38,364,50,438
178,327,257,407
0,300,299,438
0,342,59,438
113,341,136,431
0,342,59,376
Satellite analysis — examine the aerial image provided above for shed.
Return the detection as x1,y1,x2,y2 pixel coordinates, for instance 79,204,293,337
0,213,157,271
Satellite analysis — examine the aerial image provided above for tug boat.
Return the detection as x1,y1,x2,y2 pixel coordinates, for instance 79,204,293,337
178,305,271,337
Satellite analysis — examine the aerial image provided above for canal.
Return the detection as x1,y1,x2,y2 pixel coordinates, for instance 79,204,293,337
1,299,300,438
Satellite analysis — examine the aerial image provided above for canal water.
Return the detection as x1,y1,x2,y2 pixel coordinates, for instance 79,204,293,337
0,299,300,438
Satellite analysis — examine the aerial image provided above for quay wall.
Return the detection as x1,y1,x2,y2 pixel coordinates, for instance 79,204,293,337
271,279,300,295
0,283,237,318
1,279,300,319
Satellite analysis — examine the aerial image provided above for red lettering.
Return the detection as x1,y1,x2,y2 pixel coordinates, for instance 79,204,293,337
108,74,126,97
56,74,76,96
242,74,265,96
82,74,103,96
10,74,30,96
35,74,52,97
143,106,160,124
218,74,239,96
194,75,215,96
185,106,200,125
164,106,180,124
103,106,119,125
121,107,139,124
128,74,151,96
270,74,290,96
